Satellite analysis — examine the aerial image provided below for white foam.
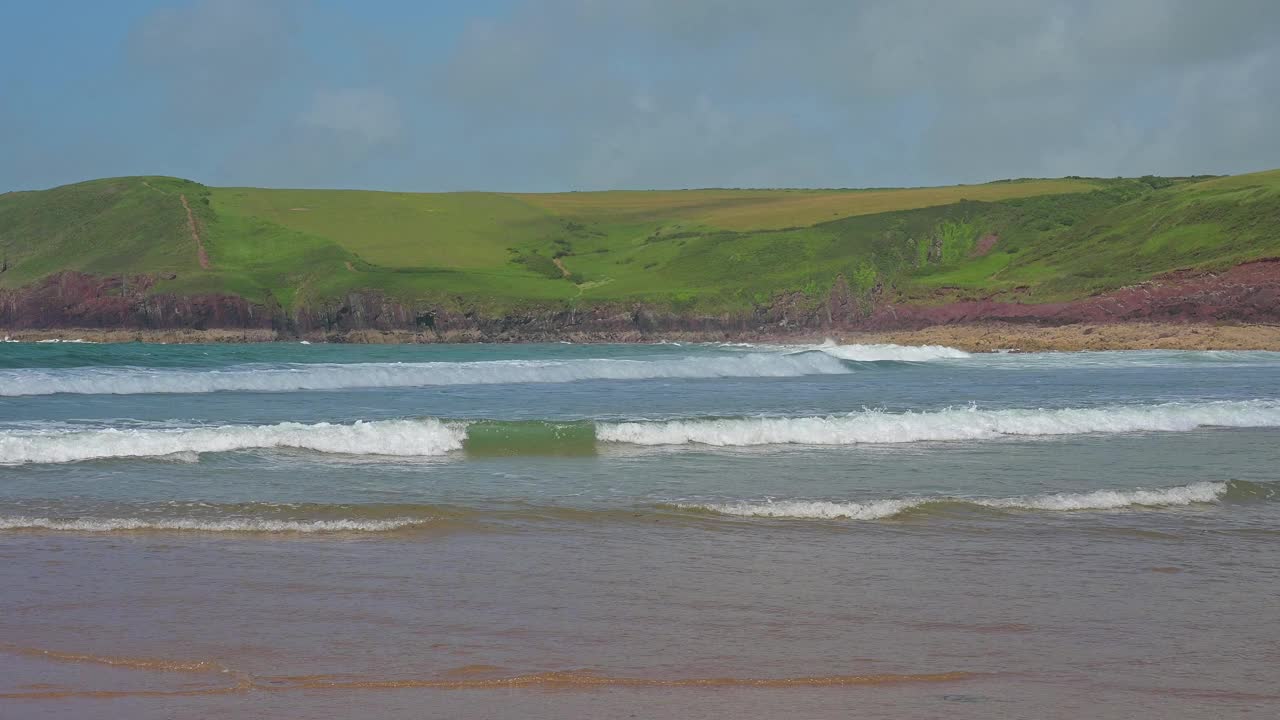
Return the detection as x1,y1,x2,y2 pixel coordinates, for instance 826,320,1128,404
681,481,1232,519
0,419,466,465
684,498,927,520
976,481,1229,511
720,339,970,361
597,400,1280,447
6,400,1279,465
0,353,851,396
808,339,970,362
0,516,428,533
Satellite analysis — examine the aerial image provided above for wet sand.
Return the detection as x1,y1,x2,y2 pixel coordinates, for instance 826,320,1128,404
4,512,1277,719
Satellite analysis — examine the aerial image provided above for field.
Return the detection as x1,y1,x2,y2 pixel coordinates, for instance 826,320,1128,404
2,170,1277,317
516,179,1099,230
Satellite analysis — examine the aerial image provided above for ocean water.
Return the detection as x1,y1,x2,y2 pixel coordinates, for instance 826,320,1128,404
1,341,1278,719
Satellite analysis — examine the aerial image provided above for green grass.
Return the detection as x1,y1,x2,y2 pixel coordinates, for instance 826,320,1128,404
2,171,1277,318
0,176,204,287
911,252,1015,290
212,188,560,268
515,179,1099,231
975,169,1280,300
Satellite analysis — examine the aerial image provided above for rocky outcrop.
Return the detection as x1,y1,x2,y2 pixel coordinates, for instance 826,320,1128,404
0,273,267,330
859,258,1280,329
826,274,853,326
3,260,1280,341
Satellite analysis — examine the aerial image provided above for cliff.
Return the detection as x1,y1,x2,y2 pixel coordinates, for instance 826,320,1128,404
5,259,1279,343
2,170,1278,341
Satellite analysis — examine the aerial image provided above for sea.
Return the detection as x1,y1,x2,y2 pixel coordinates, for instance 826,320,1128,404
1,340,1277,719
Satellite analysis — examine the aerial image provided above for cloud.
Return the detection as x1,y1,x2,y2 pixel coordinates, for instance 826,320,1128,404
127,0,299,126
10,0,1278,192
435,0,1280,188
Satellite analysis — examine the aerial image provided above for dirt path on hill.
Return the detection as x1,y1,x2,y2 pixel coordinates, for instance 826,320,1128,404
552,257,571,278
180,194,211,270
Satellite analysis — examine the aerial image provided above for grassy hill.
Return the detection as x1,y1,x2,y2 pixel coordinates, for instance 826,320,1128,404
2,170,1277,320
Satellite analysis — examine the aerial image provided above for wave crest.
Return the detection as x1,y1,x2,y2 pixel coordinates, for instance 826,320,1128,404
719,339,970,362
810,339,970,362
678,481,1239,519
0,353,852,396
0,419,465,465
0,516,430,533
597,400,1280,446
4,400,1279,465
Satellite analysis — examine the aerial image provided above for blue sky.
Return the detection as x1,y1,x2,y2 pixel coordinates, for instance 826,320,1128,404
2,0,1278,192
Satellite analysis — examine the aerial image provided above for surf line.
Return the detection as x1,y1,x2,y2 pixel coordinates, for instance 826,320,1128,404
7,400,1280,465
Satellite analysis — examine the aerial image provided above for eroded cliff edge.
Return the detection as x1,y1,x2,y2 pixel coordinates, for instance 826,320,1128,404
4,259,1278,344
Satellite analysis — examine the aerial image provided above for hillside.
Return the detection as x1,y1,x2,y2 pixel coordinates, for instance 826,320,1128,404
2,170,1278,338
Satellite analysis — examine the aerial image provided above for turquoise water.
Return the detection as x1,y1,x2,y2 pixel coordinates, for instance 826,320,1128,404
2,341,1278,718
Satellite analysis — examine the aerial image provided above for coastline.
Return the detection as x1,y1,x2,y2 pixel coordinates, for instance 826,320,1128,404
839,322,1280,352
4,321,1280,351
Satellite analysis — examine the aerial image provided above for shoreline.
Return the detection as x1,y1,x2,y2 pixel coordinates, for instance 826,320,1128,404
4,322,1280,351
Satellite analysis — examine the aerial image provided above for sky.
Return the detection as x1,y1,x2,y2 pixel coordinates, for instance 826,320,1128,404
2,0,1278,192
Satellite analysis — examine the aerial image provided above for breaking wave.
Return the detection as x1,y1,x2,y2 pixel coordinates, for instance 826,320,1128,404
0,419,466,465
807,339,971,362
0,500,455,534
4,400,1279,464
6,481,1267,535
0,353,852,396
717,340,970,362
596,400,1280,446
0,516,429,533
676,480,1267,519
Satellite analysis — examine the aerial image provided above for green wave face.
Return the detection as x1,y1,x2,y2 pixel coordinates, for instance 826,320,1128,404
1222,479,1280,502
462,420,598,457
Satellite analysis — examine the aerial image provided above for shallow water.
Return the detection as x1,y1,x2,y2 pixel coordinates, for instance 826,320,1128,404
1,341,1278,718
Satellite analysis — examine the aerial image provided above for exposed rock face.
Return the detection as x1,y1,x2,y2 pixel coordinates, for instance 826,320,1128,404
0,273,266,331
970,234,999,258
858,259,1280,329
826,274,853,326
3,260,1279,340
